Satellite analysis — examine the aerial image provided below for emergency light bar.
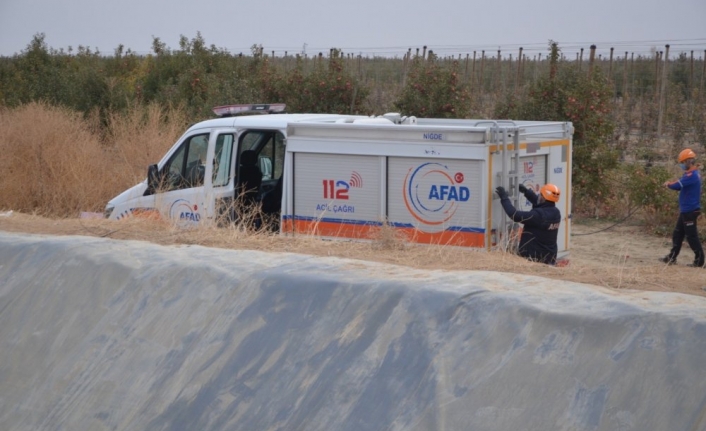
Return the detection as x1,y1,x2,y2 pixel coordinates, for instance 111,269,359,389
212,103,286,117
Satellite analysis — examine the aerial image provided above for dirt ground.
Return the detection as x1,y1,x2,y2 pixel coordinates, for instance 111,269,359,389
1,211,705,298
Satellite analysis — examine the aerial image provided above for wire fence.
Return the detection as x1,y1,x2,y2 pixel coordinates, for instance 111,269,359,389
261,43,706,147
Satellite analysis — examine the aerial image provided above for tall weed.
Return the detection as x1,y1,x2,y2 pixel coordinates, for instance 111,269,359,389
0,102,188,216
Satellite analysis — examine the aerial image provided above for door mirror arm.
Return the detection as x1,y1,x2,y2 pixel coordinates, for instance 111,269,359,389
146,164,160,196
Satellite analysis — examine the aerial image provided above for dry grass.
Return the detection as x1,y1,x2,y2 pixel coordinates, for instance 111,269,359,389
105,103,189,185
0,102,187,216
1,103,704,299
0,103,110,215
1,211,704,299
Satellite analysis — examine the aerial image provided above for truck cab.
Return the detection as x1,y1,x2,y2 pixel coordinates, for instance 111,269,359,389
104,104,364,226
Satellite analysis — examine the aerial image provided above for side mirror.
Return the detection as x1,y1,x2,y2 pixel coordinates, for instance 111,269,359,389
147,164,160,194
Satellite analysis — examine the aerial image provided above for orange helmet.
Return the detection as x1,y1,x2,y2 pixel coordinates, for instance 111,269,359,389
678,148,696,163
540,183,561,203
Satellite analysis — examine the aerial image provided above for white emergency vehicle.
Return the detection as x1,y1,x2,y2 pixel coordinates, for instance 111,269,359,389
105,104,573,258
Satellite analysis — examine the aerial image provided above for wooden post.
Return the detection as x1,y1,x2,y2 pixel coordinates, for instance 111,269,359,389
657,45,670,136
515,47,523,93
689,50,695,123
701,50,706,97
496,49,502,93
549,42,559,80
464,53,469,83
622,51,629,99
654,51,661,101
534,54,539,80
478,50,485,108
422,45,427,60
480,50,486,102
471,51,477,90
508,53,512,93
402,49,410,87
630,53,634,98
588,45,596,78
520,54,527,86
690,51,694,93
579,47,584,71
609,47,614,76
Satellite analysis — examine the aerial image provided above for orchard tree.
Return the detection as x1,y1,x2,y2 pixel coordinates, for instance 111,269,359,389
496,42,617,203
394,53,472,118
257,49,368,114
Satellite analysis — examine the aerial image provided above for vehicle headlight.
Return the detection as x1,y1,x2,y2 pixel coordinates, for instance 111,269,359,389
104,206,114,219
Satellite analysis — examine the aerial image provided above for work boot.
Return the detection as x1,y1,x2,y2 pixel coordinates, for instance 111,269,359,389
687,262,705,268
659,256,676,265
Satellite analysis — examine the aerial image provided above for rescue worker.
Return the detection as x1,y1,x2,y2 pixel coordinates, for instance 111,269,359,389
660,148,704,267
495,183,562,265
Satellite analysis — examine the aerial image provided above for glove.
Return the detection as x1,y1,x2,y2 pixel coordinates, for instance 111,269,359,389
518,184,528,194
495,186,508,200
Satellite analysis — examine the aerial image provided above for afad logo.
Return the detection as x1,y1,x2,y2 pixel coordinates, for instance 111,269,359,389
169,199,201,224
403,162,470,227
322,171,363,200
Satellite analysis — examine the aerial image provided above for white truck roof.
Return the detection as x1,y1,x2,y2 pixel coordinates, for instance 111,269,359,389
185,113,367,134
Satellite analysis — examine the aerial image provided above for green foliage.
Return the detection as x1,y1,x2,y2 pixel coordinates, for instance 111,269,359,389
1,34,705,235
610,163,706,239
1,34,60,106
495,42,617,206
670,52,690,98
394,54,472,118
137,33,262,120
620,164,675,214
256,50,369,114
0,34,372,121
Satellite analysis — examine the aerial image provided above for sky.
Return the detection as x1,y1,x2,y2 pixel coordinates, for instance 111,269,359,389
1,0,705,59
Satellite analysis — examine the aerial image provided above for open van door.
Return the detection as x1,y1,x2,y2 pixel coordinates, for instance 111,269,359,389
205,129,238,224
108,128,238,225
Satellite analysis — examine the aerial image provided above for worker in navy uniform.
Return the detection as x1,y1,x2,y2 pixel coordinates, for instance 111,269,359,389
495,183,562,265
660,148,704,267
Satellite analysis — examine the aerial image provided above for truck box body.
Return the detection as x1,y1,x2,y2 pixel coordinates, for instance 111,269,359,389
282,119,573,257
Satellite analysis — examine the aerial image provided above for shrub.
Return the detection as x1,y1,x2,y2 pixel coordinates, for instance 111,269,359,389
258,49,369,114
0,102,188,217
394,53,472,118
495,42,617,211
0,102,110,215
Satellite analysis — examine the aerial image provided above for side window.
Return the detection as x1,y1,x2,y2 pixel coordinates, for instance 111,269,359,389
164,142,186,189
213,134,234,187
240,132,261,152
247,131,285,181
162,133,209,191
274,133,285,179
258,135,275,181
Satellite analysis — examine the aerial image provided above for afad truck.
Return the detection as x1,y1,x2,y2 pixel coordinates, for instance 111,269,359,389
105,104,573,258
